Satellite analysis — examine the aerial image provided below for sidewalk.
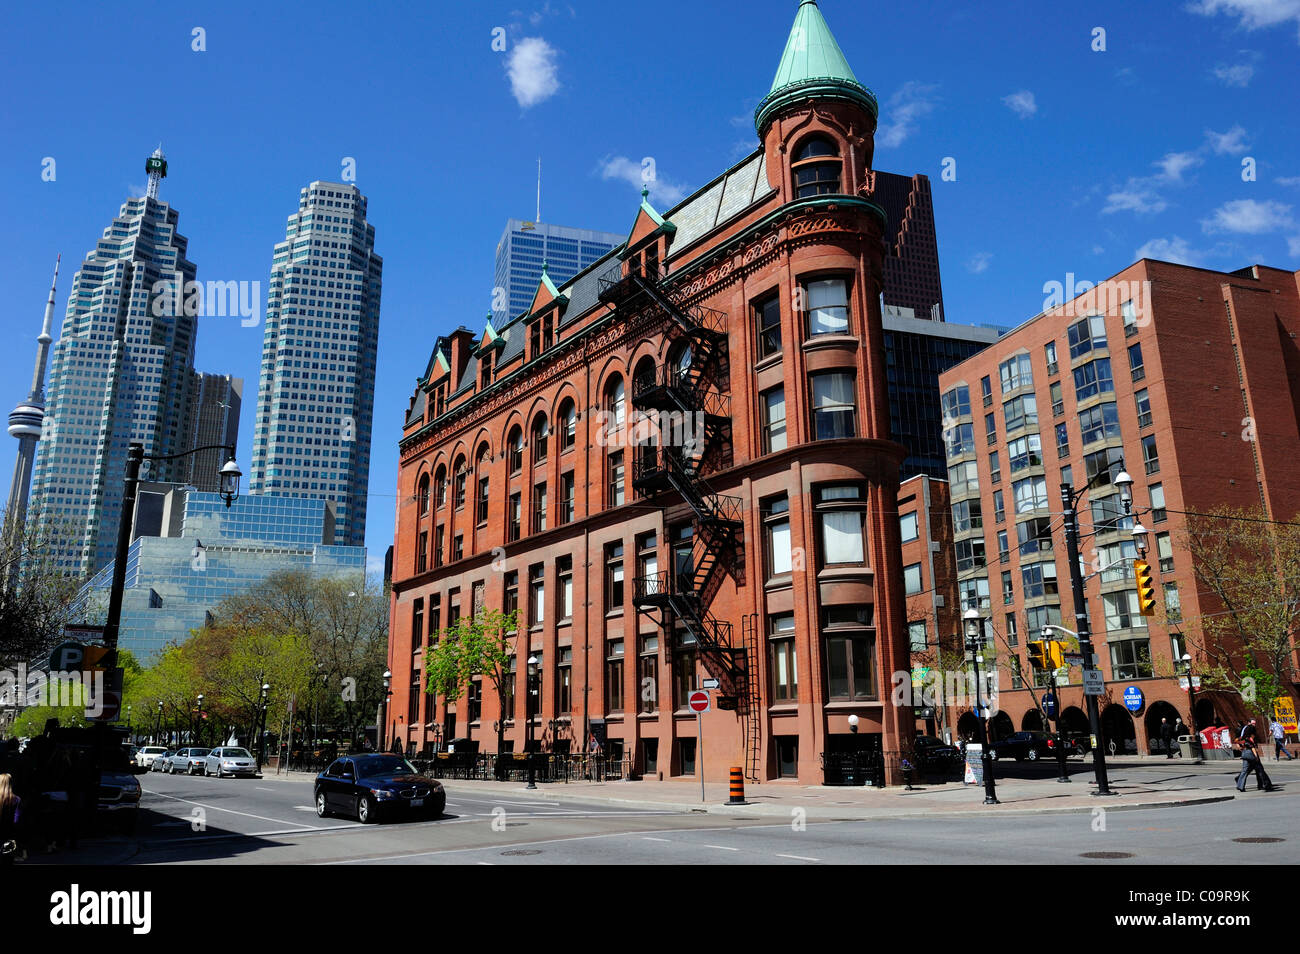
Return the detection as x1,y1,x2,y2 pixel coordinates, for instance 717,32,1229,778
250,755,1284,820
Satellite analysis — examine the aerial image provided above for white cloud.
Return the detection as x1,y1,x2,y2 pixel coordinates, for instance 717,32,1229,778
505,36,560,108
1134,236,1202,265
1213,62,1256,85
1092,245,1106,255
1206,124,1251,154
1202,198,1294,233
599,156,687,207
1102,180,1169,215
1188,0,1300,39
1289,235,1300,256
1001,90,1037,118
1276,175,1300,187
966,252,992,274
1154,151,1202,183
876,82,940,148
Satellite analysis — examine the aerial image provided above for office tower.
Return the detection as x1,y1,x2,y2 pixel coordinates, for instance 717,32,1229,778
873,170,946,322
493,220,620,321
248,181,382,548
883,306,1003,481
6,256,60,533
185,372,242,493
29,149,200,576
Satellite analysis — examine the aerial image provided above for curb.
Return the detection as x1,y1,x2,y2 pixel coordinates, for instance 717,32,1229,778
429,780,1238,820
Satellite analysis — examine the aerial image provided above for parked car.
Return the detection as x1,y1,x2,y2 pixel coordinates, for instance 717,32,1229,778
165,747,211,775
149,750,175,772
911,736,962,774
135,745,169,770
989,731,1078,761
97,760,142,832
203,747,259,778
314,754,446,823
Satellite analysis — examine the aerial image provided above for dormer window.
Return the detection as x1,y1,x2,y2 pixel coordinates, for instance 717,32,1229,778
529,314,555,360
793,136,841,198
479,351,493,390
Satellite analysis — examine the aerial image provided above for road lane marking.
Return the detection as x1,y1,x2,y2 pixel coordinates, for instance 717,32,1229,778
775,853,820,862
142,788,326,829
318,819,849,864
642,837,671,842
703,844,739,851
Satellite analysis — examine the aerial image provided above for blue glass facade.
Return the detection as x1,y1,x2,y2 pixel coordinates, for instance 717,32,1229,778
75,490,364,662
492,220,620,322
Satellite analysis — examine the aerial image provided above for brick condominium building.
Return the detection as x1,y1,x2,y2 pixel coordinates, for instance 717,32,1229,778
937,260,1300,754
388,0,918,783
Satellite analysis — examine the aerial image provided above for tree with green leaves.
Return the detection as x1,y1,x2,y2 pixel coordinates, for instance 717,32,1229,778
0,512,85,668
1178,506,1300,723
424,607,519,754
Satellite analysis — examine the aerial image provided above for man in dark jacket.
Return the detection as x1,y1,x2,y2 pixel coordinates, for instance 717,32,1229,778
1159,717,1176,758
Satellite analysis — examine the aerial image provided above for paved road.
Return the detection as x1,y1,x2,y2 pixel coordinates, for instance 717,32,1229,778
40,761,1300,865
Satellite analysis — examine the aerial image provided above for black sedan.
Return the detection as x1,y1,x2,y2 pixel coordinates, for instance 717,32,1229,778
911,736,962,774
989,731,1078,761
314,754,446,823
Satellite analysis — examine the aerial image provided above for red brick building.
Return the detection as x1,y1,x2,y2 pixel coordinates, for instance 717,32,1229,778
388,0,916,783
937,260,1300,753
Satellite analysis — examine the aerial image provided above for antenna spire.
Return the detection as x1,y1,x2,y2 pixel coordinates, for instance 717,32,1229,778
145,145,168,200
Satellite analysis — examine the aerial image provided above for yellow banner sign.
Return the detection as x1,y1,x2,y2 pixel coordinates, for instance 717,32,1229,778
1274,697,1298,734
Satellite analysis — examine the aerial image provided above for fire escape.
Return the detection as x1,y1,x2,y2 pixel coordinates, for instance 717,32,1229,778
598,260,761,778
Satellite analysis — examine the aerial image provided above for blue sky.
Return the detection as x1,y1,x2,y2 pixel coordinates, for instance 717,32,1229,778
2,0,1298,573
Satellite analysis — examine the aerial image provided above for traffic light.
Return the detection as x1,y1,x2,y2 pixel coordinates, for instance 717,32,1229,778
1046,640,1066,671
1026,639,1050,670
1134,558,1156,617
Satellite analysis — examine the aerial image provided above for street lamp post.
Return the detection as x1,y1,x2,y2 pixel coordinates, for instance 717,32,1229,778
256,682,270,769
1059,469,1120,796
378,669,392,753
526,655,538,790
103,442,240,673
195,693,204,747
154,701,162,744
1179,653,1204,763
963,608,999,805
126,705,132,742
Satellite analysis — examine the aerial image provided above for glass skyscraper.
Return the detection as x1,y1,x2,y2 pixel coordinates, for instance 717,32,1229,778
248,181,382,548
75,487,364,662
30,185,200,576
882,306,1005,480
493,220,620,321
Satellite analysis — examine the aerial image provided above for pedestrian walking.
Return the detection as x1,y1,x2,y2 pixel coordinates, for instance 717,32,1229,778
0,773,22,866
1270,719,1295,761
1236,721,1275,792
1159,717,1176,758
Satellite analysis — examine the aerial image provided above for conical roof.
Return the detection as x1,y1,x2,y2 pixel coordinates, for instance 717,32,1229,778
755,0,876,132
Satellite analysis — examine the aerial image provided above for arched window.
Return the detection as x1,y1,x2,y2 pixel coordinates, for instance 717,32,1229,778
557,399,577,453
434,465,447,508
632,356,660,476
605,376,625,432
793,136,841,198
532,414,549,463
452,455,467,509
475,444,490,524
418,474,430,516
507,425,524,474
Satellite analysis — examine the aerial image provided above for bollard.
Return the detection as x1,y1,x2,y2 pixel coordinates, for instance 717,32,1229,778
728,765,746,804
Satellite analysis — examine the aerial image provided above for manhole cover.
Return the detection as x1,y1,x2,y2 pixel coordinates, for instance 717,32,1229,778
1079,851,1134,859
501,849,541,856
1233,836,1284,844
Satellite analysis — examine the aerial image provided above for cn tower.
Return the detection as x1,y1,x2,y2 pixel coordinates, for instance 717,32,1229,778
5,255,61,531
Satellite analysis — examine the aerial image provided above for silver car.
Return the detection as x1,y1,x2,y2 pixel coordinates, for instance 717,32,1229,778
165,747,210,775
203,746,258,778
